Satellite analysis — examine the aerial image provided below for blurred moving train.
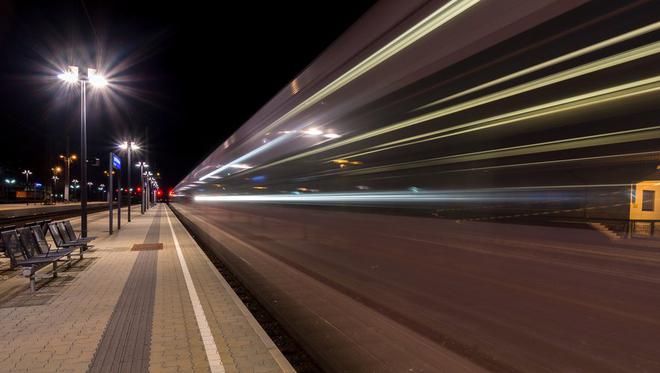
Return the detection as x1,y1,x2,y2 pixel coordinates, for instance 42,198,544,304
172,1,660,371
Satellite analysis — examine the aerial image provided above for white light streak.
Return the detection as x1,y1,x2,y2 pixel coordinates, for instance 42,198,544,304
254,0,480,136
194,184,628,204
198,133,292,181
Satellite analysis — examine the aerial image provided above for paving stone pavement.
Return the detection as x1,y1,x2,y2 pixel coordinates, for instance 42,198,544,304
0,204,294,373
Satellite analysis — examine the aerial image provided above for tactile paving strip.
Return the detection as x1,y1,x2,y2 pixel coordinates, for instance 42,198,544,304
131,243,163,251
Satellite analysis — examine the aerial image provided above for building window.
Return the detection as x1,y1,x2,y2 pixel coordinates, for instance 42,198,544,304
642,190,655,211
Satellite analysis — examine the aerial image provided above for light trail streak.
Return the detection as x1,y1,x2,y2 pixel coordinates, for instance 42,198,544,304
334,74,660,160
417,151,660,174
176,5,660,198
295,151,660,183
253,0,479,136
198,134,293,181
416,21,660,110
340,125,660,176
194,184,629,204
245,71,660,176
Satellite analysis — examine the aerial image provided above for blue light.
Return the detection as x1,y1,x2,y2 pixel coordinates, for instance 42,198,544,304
251,175,266,183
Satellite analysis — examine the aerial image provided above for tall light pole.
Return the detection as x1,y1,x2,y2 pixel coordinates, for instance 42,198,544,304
59,154,77,202
99,184,106,201
71,179,80,201
58,66,107,238
146,171,153,209
119,141,140,222
22,169,32,205
135,161,148,214
87,182,93,201
51,166,62,204
51,175,59,204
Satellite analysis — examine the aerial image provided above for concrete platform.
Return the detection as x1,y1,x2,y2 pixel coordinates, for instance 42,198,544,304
0,204,294,373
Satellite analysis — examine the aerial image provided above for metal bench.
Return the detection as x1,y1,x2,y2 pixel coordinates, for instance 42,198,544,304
2,230,72,292
0,225,17,255
57,221,95,247
48,223,86,259
63,220,96,242
30,225,55,256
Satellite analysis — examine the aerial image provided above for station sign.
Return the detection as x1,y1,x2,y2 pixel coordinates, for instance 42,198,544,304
112,153,121,170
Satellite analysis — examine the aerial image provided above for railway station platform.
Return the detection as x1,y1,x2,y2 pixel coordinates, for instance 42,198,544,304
0,201,106,212
0,204,294,373
0,202,109,224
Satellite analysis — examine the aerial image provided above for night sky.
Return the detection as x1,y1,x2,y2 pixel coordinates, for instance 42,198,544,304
0,0,375,191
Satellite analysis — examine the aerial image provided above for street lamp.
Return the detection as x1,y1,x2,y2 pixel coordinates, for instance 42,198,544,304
22,170,32,205
146,171,154,209
58,66,108,238
135,161,148,214
118,141,140,222
87,181,93,201
51,175,59,203
59,154,77,201
71,179,80,201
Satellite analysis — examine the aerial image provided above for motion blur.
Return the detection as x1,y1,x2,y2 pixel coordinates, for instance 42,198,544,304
172,1,660,372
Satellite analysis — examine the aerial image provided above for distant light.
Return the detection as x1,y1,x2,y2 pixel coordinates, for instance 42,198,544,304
119,142,128,150
323,133,341,139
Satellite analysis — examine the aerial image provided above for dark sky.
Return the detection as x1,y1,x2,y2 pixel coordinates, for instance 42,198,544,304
0,0,375,191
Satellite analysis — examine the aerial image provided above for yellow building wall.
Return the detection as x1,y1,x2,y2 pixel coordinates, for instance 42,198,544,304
629,181,660,220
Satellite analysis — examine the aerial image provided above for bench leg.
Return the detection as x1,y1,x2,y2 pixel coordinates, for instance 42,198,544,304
52,261,58,278
67,253,72,268
30,268,36,293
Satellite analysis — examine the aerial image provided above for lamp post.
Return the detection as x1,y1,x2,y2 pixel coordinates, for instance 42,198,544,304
51,166,62,204
22,170,32,205
58,66,107,238
146,171,153,209
119,141,140,222
4,178,16,202
51,175,59,204
135,161,148,214
59,154,77,202
87,182,93,201
71,179,80,201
